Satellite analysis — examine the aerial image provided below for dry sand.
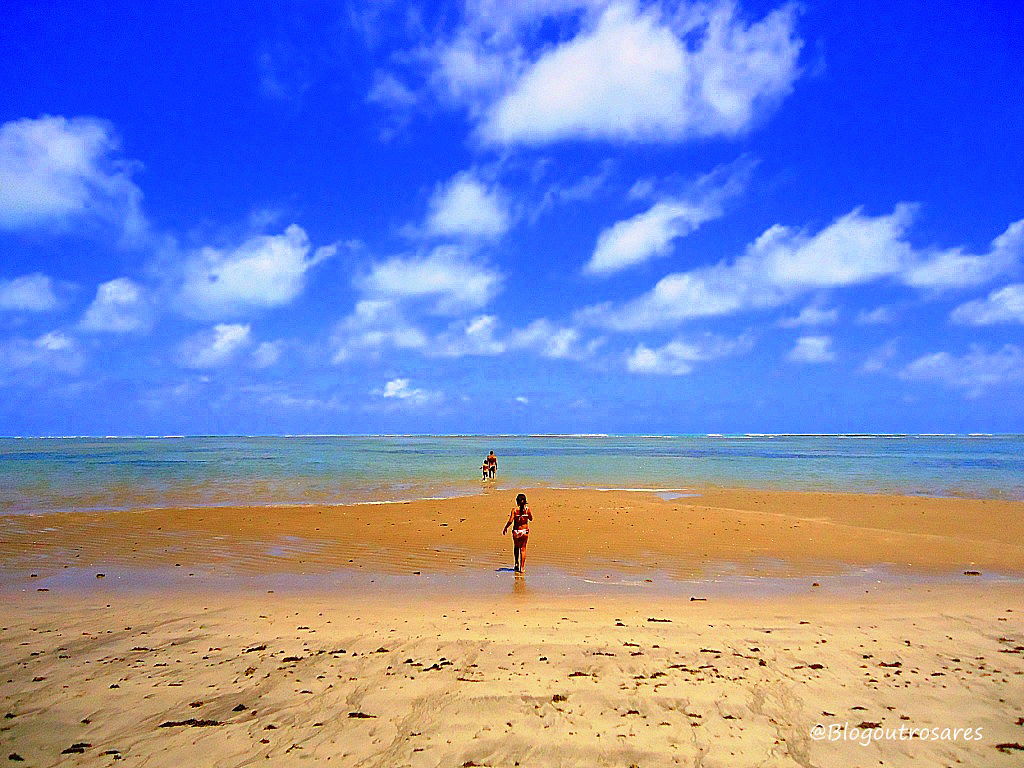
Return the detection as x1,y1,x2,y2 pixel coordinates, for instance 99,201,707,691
2,588,1023,767
2,488,1024,766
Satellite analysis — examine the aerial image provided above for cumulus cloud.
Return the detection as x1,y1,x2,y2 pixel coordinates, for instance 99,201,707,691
79,278,151,333
787,335,835,364
777,304,838,327
425,171,510,238
0,273,59,311
579,205,1024,330
331,300,430,363
178,323,252,368
950,283,1024,325
0,331,84,374
900,344,1024,397
179,224,337,317
377,377,438,405
481,2,802,144
626,331,753,374
0,115,145,239
357,245,502,314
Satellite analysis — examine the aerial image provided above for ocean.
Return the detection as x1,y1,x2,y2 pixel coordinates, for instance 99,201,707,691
2,434,1022,515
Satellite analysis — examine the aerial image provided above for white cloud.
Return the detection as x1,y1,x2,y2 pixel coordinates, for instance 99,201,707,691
777,305,838,327
482,2,801,145
531,159,615,219
367,72,418,108
377,377,438,405
430,32,518,112
861,338,899,373
507,318,592,359
435,314,507,357
79,277,151,333
251,340,285,369
178,323,252,368
331,300,430,363
787,335,835,364
950,283,1024,325
358,245,502,314
515,395,529,404
425,171,510,239
900,344,1024,397
332,303,598,363
856,305,895,325
578,205,1024,331
180,224,337,317
0,273,59,311
903,220,1024,289
586,199,722,275
0,115,145,239
0,331,84,374
586,156,753,275
626,332,753,375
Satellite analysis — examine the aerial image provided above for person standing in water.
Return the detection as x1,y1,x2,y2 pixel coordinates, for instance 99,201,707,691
502,493,532,574
486,450,498,479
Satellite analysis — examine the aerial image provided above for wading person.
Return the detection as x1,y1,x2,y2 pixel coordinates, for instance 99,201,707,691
486,450,498,479
502,493,532,574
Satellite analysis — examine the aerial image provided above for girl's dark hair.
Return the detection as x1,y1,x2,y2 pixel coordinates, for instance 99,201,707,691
516,493,527,505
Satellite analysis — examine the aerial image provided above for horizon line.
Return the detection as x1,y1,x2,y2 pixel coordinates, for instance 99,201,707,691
0,432,1020,439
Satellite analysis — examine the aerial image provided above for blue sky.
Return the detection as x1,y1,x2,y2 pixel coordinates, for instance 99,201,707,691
1,0,1022,435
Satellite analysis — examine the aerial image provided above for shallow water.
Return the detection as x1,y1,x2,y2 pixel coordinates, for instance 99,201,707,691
2,434,1023,515
6,560,1020,599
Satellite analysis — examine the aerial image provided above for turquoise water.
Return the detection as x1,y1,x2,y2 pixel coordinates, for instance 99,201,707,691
1,434,1022,514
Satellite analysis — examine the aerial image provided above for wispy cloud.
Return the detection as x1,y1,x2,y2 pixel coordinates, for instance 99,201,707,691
0,273,59,312
951,283,1024,325
777,304,839,327
585,157,753,275
900,344,1024,397
626,331,754,375
177,323,253,368
0,331,84,376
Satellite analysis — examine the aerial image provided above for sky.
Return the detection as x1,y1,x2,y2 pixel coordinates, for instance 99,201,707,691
1,0,1022,435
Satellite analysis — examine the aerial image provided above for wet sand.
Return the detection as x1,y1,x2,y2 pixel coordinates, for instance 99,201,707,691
2,488,1024,588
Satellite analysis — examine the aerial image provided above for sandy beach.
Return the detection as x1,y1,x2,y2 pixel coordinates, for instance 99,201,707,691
3,488,1024,766
2,587,1023,767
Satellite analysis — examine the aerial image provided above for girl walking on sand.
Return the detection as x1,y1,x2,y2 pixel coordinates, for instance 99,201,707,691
502,493,532,574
